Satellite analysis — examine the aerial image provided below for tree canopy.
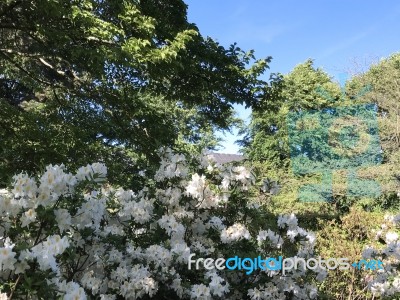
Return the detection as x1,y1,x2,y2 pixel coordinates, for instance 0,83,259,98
0,0,270,187
243,57,400,211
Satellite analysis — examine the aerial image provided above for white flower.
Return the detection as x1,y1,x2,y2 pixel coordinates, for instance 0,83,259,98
207,216,225,231
287,229,299,242
315,268,328,282
186,174,207,199
0,293,8,300
54,209,72,233
119,196,154,224
157,187,182,207
100,294,116,300
232,166,251,182
362,247,375,259
257,229,283,248
206,271,230,297
221,176,230,190
371,282,390,296
76,163,107,183
391,277,400,291
191,284,211,299
14,260,30,274
57,281,87,300
171,241,191,263
278,213,298,229
154,149,188,181
20,208,37,228
31,235,69,272
385,232,399,243
248,287,262,300
0,153,331,299
158,215,184,237
221,223,250,243
144,245,172,267
12,173,37,200
0,238,17,271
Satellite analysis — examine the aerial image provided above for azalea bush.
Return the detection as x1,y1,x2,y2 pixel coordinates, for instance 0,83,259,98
0,148,328,299
361,213,400,298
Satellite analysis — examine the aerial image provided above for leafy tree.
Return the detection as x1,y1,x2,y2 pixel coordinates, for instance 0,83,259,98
0,0,270,187
346,53,400,203
245,56,400,212
347,53,400,160
242,59,341,170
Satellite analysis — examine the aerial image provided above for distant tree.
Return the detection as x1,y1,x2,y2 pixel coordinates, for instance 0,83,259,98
347,53,400,158
346,53,400,200
242,59,341,169
244,56,400,210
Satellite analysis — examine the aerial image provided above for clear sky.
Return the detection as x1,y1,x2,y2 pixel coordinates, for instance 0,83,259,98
185,0,400,154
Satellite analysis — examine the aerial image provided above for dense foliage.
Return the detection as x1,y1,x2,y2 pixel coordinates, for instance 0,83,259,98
0,0,270,188
1,1,400,299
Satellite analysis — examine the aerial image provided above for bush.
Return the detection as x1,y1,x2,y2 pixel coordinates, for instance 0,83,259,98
0,149,322,299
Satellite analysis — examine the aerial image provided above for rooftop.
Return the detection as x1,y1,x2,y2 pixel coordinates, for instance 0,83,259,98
208,153,245,164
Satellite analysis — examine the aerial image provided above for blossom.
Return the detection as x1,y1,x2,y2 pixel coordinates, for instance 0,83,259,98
220,223,250,243
0,238,17,271
31,235,69,272
158,215,185,238
39,164,76,199
206,271,230,297
12,173,37,200
0,293,7,300
76,163,107,183
57,281,87,300
54,208,72,233
185,173,207,199
119,196,154,224
0,149,325,299
190,284,211,299
362,246,375,259
207,216,225,231
278,213,298,229
154,148,188,181
386,232,399,243
157,187,181,207
20,208,37,227
257,229,283,248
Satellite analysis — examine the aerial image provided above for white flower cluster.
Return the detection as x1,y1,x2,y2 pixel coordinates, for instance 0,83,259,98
25,235,70,273
362,213,400,297
0,238,16,271
220,223,250,243
154,148,188,181
76,163,107,183
0,149,322,299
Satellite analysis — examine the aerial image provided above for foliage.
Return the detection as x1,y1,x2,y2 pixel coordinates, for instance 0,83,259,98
243,56,400,215
242,59,341,168
0,0,271,188
316,207,382,299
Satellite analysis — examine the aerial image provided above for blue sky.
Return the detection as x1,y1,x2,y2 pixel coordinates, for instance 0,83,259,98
185,0,400,153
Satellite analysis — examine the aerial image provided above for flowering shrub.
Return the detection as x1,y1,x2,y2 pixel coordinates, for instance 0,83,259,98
362,213,400,297
0,148,324,299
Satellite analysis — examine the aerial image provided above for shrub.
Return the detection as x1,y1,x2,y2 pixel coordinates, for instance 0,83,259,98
0,149,322,299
